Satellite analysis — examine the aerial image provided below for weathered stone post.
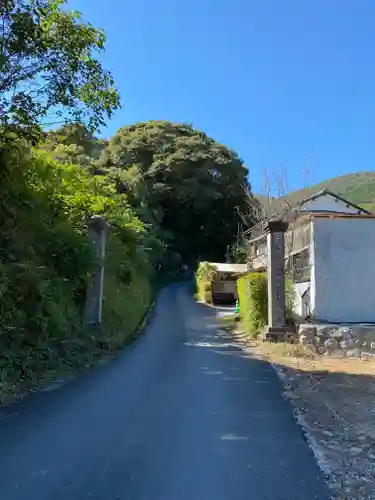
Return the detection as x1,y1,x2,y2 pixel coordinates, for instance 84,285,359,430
263,219,290,341
84,215,109,326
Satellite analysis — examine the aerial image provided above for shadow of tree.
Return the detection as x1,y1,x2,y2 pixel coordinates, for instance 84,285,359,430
192,301,375,499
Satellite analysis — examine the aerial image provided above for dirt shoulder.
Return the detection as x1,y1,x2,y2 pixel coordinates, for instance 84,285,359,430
219,315,375,500
249,339,375,500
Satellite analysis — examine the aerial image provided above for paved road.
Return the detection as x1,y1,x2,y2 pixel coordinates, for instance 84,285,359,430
0,284,330,500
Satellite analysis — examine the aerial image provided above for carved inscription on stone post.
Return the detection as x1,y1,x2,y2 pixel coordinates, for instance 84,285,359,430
266,220,288,328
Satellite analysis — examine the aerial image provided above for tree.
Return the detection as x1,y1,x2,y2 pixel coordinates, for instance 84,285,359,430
225,241,248,264
0,0,120,143
100,120,252,263
42,123,108,165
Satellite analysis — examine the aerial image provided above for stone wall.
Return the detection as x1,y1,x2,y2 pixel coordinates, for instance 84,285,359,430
299,324,375,358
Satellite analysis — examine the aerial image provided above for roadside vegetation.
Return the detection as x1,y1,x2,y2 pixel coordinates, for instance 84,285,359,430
236,272,295,337
0,1,252,403
195,262,218,303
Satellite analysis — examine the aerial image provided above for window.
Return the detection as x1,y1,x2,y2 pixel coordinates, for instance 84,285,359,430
255,239,267,256
289,248,310,283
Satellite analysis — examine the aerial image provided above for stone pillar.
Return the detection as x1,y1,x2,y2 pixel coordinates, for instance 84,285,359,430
84,215,109,326
264,219,291,341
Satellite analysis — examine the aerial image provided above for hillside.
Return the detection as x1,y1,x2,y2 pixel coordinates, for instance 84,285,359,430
260,171,375,214
0,0,251,404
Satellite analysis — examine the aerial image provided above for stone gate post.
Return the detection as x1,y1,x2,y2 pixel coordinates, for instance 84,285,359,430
263,219,291,341
84,215,109,326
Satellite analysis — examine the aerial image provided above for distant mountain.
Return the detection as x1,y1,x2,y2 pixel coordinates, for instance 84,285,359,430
258,171,375,214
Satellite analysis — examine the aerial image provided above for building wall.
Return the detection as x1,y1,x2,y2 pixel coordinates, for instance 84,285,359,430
309,220,316,315
212,279,238,298
312,217,375,322
285,221,310,254
250,254,267,271
300,193,361,214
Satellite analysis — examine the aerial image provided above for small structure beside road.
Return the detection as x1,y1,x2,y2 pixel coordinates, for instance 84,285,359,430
196,261,248,305
209,262,248,304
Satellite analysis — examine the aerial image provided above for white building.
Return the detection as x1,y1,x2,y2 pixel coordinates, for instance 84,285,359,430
247,189,375,323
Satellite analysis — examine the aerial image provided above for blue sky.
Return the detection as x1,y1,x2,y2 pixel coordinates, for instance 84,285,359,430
68,0,375,193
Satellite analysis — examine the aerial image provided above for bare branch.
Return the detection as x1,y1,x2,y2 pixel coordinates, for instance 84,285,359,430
302,159,310,189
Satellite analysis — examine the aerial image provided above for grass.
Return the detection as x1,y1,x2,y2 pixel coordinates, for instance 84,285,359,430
0,265,179,406
0,276,156,406
0,287,157,406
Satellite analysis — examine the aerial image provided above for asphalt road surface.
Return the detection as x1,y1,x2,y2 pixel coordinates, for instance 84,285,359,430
0,283,330,500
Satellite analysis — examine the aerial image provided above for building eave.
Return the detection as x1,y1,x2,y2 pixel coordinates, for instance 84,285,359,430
299,188,371,214
306,212,375,220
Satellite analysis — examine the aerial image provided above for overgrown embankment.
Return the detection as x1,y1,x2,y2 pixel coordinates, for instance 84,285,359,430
0,145,155,403
0,0,251,405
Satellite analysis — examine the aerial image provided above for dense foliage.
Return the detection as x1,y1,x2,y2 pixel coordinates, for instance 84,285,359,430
0,0,119,142
41,123,107,166
237,272,294,337
44,120,254,266
0,0,143,402
99,121,251,263
237,273,268,336
225,241,248,264
0,144,156,401
0,1,254,402
195,262,218,303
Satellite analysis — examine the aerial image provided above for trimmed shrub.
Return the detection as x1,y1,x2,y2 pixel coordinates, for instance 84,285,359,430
237,272,295,337
237,272,268,335
195,262,217,303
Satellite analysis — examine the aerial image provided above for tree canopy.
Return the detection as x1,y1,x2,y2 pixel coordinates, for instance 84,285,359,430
0,0,255,266
0,0,120,142
100,120,251,263
42,123,107,165
0,1,258,403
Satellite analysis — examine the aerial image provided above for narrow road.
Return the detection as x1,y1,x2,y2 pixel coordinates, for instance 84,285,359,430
0,284,329,500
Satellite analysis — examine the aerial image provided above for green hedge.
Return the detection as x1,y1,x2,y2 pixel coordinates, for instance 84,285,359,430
237,272,294,337
237,273,268,335
195,262,217,303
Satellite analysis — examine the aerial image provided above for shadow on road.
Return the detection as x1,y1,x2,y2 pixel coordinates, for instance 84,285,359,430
0,285,332,500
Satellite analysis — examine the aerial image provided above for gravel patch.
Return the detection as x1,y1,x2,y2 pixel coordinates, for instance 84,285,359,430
247,340,375,500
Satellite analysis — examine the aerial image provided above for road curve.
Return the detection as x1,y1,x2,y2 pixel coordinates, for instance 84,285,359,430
0,283,329,500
